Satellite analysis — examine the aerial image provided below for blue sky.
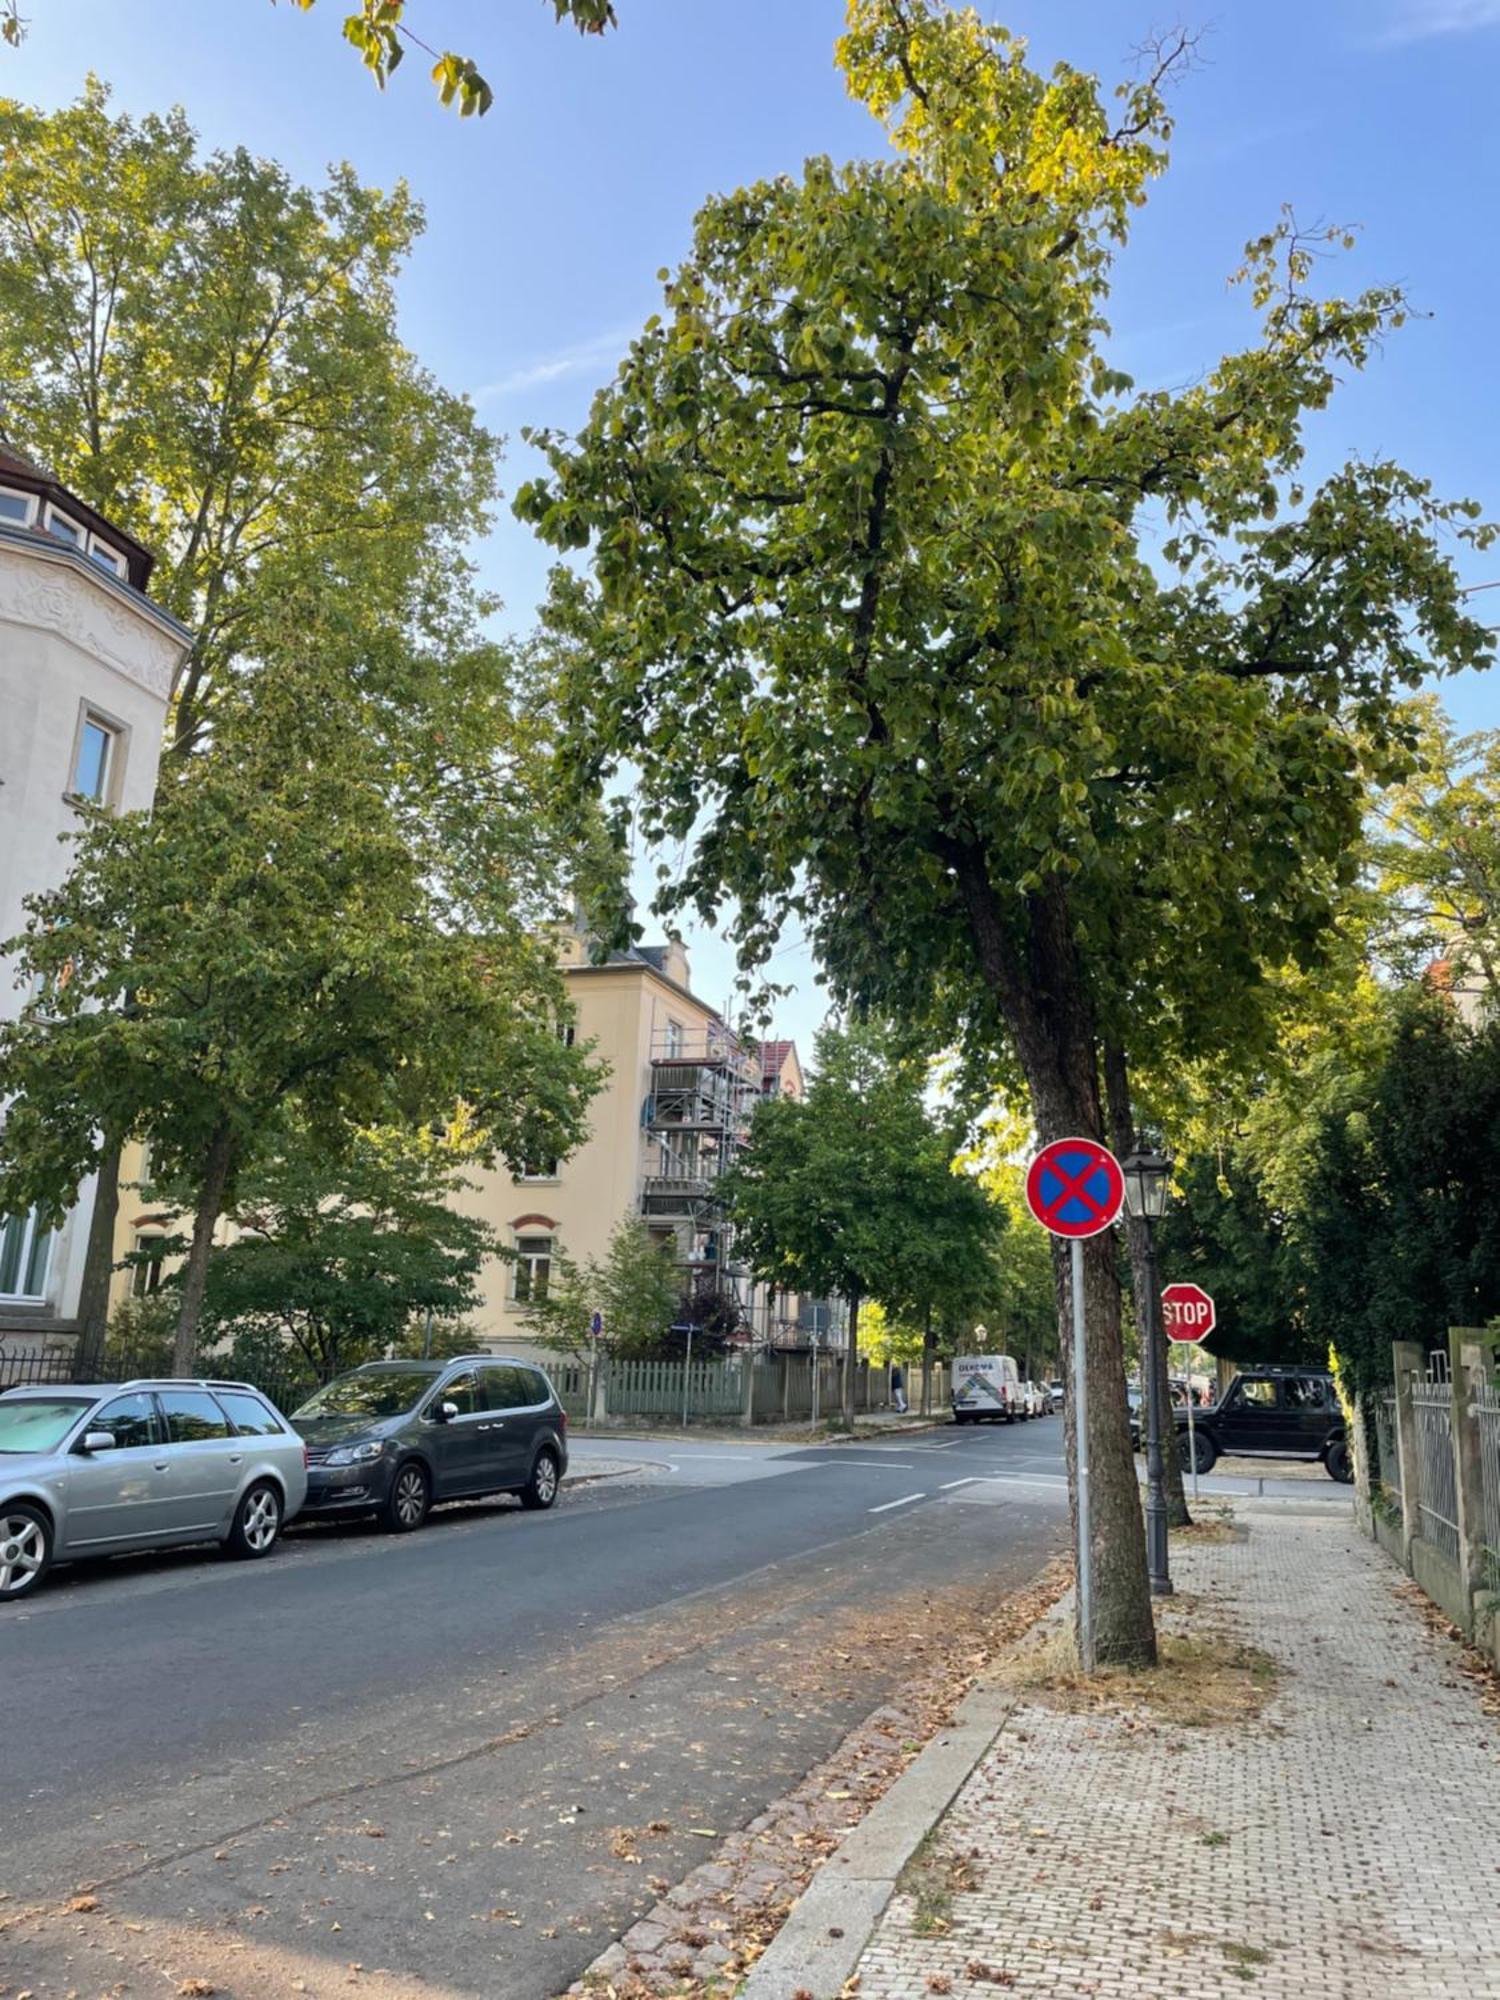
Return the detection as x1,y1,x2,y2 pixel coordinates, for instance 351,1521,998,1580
8,0,1498,1047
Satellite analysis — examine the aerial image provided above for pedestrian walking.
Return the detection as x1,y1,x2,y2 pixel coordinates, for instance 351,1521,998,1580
891,1364,908,1415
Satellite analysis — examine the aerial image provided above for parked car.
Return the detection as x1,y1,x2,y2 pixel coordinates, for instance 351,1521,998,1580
1171,1367,1352,1482
951,1353,1022,1423
1020,1380,1048,1419
292,1357,568,1531
1047,1380,1065,1412
0,1378,307,1604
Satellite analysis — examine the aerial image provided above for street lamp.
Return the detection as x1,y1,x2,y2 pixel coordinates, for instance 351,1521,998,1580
1121,1148,1173,1222
1121,1147,1174,1597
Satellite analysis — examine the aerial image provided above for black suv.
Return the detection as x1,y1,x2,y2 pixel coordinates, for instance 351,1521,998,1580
1175,1367,1351,1483
291,1357,569,1531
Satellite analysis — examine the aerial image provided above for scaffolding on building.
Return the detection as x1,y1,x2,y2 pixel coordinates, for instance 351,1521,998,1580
640,1024,759,1319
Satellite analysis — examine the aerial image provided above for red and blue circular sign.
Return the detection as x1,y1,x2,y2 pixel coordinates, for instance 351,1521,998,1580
1025,1137,1125,1239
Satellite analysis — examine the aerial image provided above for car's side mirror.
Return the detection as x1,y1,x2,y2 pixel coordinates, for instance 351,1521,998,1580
80,1430,117,1453
430,1399,459,1423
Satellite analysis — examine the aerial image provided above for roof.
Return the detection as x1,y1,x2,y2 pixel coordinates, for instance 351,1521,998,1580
0,437,158,590
760,1038,794,1077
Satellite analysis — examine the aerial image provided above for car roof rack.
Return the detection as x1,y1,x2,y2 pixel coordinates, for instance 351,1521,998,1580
114,1376,261,1394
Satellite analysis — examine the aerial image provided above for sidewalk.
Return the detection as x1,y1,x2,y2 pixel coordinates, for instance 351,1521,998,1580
753,1503,1500,1999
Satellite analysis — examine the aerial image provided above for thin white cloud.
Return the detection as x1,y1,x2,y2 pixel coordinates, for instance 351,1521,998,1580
474,325,635,403
1371,0,1500,45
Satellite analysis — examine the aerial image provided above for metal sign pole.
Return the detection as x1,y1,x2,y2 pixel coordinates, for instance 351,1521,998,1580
682,1323,693,1429
810,1327,820,1432
1071,1236,1095,1674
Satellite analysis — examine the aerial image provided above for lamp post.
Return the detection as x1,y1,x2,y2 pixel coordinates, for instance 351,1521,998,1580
1121,1147,1173,1598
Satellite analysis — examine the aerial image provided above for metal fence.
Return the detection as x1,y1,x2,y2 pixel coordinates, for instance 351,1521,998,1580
0,1343,319,1416
1476,1371,1500,1594
1375,1392,1402,1499
1410,1357,1460,1568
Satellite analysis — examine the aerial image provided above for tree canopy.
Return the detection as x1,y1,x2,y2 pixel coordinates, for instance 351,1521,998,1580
0,623,604,1370
0,81,499,752
516,0,1491,1662
723,1020,1004,1423
194,1124,500,1384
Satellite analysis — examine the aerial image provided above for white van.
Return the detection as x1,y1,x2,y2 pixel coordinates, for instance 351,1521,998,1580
951,1354,1020,1424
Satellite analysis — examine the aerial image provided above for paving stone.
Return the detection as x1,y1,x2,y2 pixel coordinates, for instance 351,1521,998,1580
854,1507,1500,2000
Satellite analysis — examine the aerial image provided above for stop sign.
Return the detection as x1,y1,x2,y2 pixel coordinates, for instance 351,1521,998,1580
1161,1282,1216,1343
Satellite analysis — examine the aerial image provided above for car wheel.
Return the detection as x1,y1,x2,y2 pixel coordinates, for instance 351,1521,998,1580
382,1460,431,1533
1324,1437,1354,1484
520,1449,560,1511
1181,1429,1218,1475
0,1504,52,1602
227,1481,283,1560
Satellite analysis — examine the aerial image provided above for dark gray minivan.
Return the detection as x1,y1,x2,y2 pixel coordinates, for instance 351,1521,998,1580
292,1357,568,1532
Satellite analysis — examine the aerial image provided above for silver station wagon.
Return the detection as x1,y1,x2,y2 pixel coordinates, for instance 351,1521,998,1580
0,1378,309,1603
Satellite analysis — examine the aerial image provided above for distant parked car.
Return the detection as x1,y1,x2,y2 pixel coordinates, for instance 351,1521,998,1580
292,1357,568,1531
1020,1381,1048,1419
1170,1368,1352,1482
0,1378,307,1604
1047,1381,1065,1412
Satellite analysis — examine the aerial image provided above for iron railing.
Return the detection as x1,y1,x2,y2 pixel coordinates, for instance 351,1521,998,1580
1475,1371,1500,1593
1410,1356,1460,1568
1375,1392,1402,1500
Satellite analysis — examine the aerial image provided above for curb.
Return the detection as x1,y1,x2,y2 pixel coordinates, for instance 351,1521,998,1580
740,1682,1018,2000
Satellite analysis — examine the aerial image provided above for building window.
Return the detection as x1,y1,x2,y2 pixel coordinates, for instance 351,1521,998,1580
131,1230,167,1298
71,714,118,802
44,505,84,547
518,1158,559,1182
513,1234,553,1303
0,488,33,525
557,1022,576,1048
663,1018,683,1058
0,1208,52,1301
88,536,127,578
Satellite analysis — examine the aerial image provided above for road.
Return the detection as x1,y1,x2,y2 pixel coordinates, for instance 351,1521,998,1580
0,1416,1078,1999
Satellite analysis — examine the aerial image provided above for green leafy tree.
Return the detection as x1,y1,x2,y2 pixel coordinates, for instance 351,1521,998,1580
1296,993,1500,1392
0,633,603,1373
0,82,500,751
723,1021,1004,1427
0,83,523,1349
520,1216,682,1361
1371,697,1500,1001
191,1126,500,1384
518,1,1491,1660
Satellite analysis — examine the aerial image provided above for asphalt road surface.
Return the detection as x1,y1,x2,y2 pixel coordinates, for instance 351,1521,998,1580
1,1417,1079,1999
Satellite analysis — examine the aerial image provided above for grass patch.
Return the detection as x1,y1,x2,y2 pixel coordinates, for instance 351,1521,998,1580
899,1830,978,1937
989,1622,1281,1727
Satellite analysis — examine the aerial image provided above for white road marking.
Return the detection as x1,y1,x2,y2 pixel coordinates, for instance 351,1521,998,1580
868,1492,926,1514
940,1477,983,1490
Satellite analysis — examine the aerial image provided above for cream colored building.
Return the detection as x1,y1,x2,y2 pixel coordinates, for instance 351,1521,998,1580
457,923,817,1356
0,444,190,1337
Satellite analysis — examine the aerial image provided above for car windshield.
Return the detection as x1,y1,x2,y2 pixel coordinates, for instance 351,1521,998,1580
292,1371,434,1421
0,1397,91,1454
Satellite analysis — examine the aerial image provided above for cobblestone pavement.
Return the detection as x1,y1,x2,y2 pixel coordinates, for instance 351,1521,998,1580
855,1504,1500,2000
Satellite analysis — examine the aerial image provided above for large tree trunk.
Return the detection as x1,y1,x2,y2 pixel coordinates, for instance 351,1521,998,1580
74,1131,124,1376
172,1121,237,1375
952,862,1156,1668
841,1290,861,1430
1103,1042,1190,1528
